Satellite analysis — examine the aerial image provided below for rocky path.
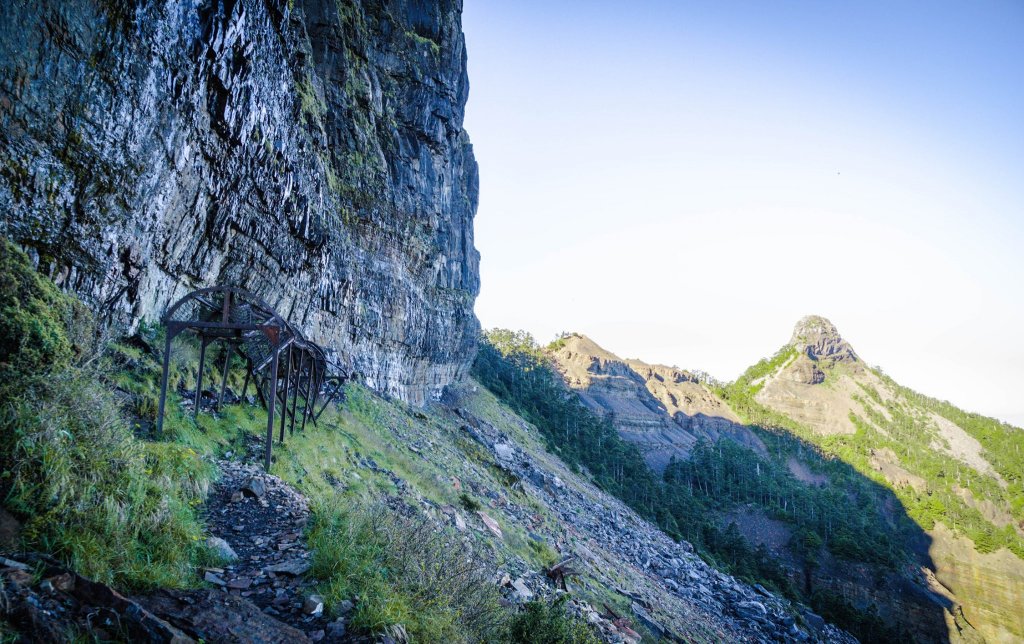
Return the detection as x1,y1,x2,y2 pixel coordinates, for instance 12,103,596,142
188,459,346,642
0,459,358,644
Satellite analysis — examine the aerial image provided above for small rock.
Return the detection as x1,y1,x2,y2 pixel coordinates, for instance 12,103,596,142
207,536,239,563
303,594,324,616
476,511,503,538
226,577,252,590
453,512,466,531
0,557,30,571
326,619,346,639
511,578,534,601
384,624,409,643
264,560,311,576
204,571,227,586
242,477,267,498
230,490,245,503
494,443,515,462
309,630,325,642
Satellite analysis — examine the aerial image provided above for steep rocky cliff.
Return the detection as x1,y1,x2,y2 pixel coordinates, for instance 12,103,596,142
550,333,762,470
0,0,479,404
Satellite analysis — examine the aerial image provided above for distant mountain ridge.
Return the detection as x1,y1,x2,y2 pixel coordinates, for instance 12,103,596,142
548,317,1024,643
549,333,762,470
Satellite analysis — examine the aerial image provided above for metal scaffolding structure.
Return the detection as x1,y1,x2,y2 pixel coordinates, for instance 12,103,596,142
155,287,346,469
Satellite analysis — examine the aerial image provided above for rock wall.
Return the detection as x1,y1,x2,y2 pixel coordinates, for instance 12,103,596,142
0,0,480,404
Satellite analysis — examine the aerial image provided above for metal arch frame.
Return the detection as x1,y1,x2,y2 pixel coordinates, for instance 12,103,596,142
155,286,346,470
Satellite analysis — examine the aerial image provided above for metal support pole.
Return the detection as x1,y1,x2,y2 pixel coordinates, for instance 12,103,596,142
218,343,233,408
299,361,313,434
279,345,293,443
240,358,252,402
156,329,174,437
289,351,303,436
265,348,280,471
195,336,209,417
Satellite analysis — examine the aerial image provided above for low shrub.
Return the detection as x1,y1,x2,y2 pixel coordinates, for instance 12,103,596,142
459,491,482,512
308,501,506,642
0,241,94,396
508,595,600,644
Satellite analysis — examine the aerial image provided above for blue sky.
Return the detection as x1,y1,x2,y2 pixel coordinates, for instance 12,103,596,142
461,1,1024,426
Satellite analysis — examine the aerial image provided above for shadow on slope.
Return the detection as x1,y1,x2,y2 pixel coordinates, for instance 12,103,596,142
474,329,959,643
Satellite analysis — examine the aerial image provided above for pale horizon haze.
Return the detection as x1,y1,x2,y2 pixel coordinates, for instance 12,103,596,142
462,1,1024,427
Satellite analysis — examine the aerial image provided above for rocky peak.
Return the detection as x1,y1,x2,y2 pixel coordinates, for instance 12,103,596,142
789,315,858,363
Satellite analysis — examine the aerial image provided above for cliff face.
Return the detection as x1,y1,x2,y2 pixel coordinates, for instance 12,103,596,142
0,0,479,404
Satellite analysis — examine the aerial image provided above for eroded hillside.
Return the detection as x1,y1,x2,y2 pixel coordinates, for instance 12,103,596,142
546,318,1024,643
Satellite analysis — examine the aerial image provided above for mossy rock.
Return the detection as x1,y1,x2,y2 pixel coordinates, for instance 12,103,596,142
0,239,94,395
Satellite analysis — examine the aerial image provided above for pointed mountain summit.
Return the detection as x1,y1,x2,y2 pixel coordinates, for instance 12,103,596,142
789,315,858,363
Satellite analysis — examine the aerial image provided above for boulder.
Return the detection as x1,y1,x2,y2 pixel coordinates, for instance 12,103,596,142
206,536,239,563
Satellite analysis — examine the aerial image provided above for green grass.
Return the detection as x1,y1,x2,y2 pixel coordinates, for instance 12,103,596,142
0,241,216,590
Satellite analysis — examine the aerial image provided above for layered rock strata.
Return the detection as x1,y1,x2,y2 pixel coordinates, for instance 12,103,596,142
0,0,479,403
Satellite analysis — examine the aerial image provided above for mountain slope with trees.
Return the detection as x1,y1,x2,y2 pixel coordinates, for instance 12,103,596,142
537,319,1024,643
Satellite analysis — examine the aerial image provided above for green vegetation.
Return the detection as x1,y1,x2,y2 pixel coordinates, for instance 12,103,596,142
0,240,215,590
404,29,441,56
472,329,920,643
0,247,604,642
718,344,1024,560
0,240,93,396
508,595,600,644
308,501,506,642
665,437,906,567
472,330,661,510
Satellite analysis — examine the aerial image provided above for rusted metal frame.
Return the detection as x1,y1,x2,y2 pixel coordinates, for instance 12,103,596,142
314,376,345,422
240,355,252,402
217,342,235,408
163,286,280,323
299,358,319,433
299,352,321,433
156,286,337,471
255,335,295,372
304,347,328,426
156,325,182,436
